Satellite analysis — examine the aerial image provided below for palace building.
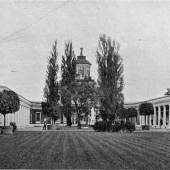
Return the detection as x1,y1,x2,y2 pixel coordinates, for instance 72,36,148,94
125,96,170,129
75,48,91,80
0,86,42,127
1,49,170,129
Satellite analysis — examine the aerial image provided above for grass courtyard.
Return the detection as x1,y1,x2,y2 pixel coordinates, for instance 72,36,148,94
0,130,170,169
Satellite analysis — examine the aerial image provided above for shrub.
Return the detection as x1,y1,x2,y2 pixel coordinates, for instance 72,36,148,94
10,122,17,132
94,120,136,133
141,125,150,130
125,121,135,132
93,121,107,131
112,121,122,132
93,121,113,131
106,121,113,131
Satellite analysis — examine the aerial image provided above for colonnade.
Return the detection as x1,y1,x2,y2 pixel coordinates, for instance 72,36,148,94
0,104,30,127
140,104,170,128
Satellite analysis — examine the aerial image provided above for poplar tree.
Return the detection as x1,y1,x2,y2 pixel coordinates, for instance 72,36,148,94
44,40,60,124
96,34,124,122
60,41,76,126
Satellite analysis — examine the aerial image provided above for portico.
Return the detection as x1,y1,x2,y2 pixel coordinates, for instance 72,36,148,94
125,95,170,129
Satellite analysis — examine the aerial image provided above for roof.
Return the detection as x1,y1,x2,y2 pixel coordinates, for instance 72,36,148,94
76,55,91,65
125,95,170,107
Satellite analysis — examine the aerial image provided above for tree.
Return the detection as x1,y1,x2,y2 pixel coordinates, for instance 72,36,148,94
139,102,154,126
96,34,124,122
126,107,138,122
70,80,98,128
0,89,20,127
60,41,76,126
164,88,170,95
43,40,60,124
116,107,127,120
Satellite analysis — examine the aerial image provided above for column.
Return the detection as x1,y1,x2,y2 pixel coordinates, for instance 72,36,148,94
163,105,166,128
158,106,160,127
149,114,152,126
153,106,156,127
140,115,142,126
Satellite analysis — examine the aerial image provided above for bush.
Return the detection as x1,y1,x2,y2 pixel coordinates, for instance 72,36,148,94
112,121,122,132
93,121,113,131
125,121,136,132
112,120,135,132
94,120,136,133
93,121,107,131
141,125,150,130
10,122,17,132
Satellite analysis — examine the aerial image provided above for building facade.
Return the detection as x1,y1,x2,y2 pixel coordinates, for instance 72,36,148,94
1,48,170,129
0,86,42,127
125,96,170,129
61,48,94,125
75,48,92,80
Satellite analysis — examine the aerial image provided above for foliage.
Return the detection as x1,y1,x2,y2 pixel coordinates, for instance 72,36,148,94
61,41,76,86
139,102,154,126
141,125,150,130
125,121,136,132
43,41,60,124
116,107,127,119
41,102,50,117
96,34,124,122
70,80,98,128
164,88,170,95
139,102,154,116
99,106,108,122
126,107,138,118
93,121,107,131
112,121,122,132
94,120,135,132
10,122,17,132
60,41,76,126
0,89,20,126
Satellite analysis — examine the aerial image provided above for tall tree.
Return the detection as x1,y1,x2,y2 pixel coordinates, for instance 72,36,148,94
44,40,60,124
96,34,124,122
60,41,76,126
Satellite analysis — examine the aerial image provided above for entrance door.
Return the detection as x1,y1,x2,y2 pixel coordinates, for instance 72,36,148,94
35,112,41,124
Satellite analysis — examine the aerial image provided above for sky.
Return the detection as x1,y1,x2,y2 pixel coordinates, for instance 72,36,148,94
0,0,170,103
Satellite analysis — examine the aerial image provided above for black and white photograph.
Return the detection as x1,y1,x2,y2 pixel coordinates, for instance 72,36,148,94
0,0,170,169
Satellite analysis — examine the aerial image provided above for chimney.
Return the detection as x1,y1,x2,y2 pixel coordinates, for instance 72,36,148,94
80,48,83,56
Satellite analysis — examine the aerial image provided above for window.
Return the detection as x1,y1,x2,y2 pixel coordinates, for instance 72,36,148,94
36,112,41,123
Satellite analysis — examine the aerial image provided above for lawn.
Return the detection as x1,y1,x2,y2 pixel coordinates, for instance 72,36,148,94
0,131,170,169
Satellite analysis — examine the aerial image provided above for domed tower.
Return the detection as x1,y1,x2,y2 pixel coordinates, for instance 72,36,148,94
76,48,91,80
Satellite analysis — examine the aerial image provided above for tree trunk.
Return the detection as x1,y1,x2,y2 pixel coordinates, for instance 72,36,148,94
74,101,81,129
77,112,81,129
67,114,72,127
3,114,6,127
60,112,63,124
145,115,146,126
